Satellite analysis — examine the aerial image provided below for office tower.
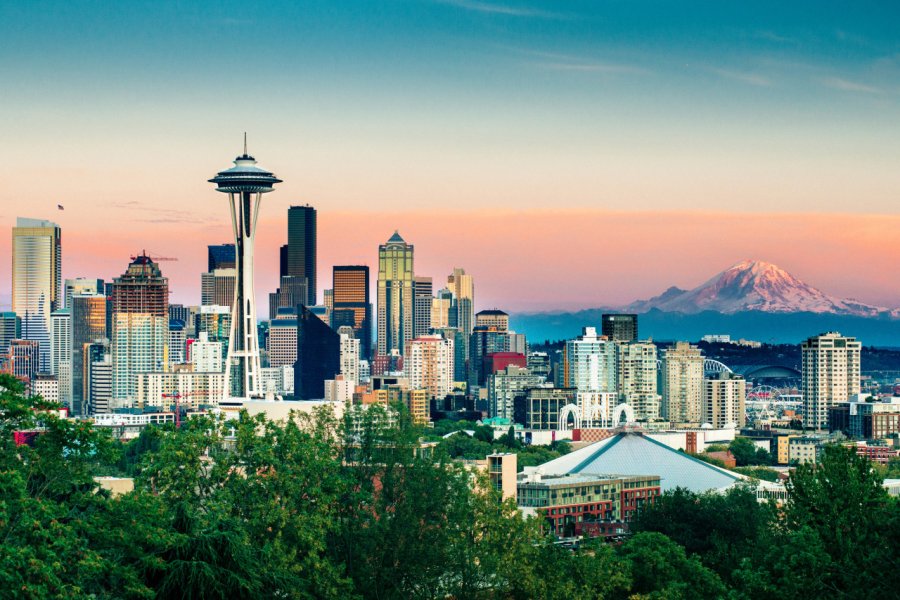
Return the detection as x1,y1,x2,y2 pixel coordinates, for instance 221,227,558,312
333,266,372,360
660,342,704,425
338,327,361,385
431,288,453,329
109,255,168,406
377,232,414,359
9,339,39,381
520,388,576,430
191,332,224,373
88,352,113,414
488,364,543,420
295,305,339,399
64,278,103,311
286,205,317,306
70,294,107,414
801,332,861,430
703,372,746,428
324,289,333,314
12,217,62,373
0,312,21,356
526,351,551,381
468,325,511,388
50,309,71,406
267,313,298,368
209,143,281,400
208,243,236,271
404,334,454,400
168,304,190,324
475,309,509,332
168,320,186,365
268,275,308,319
447,267,474,358
413,276,433,338
601,313,638,343
616,341,660,421
279,244,288,277
564,327,616,394
201,268,237,309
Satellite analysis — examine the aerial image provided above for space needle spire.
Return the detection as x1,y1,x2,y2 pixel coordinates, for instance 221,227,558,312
209,138,282,400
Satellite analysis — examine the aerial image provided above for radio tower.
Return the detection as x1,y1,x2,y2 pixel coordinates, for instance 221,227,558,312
209,135,282,400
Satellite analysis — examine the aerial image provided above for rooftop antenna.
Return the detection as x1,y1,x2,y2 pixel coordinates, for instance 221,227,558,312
243,132,248,156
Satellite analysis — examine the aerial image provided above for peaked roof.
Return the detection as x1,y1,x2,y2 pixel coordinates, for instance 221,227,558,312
538,432,740,493
387,231,405,243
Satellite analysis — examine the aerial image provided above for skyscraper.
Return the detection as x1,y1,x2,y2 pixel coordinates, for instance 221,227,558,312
209,142,281,400
295,305,339,400
447,267,474,361
413,276,433,338
601,314,638,342
475,309,509,332
703,372,746,428
50,309,71,406
201,268,236,309
12,217,62,373
616,341,659,421
71,294,107,414
64,278,103,311
0,312,21,356
110,255,169,406
405,334,454,400
801,332,861,430
377,232,414,359
660,342,704,425
287,205,317,306
333,266,371,360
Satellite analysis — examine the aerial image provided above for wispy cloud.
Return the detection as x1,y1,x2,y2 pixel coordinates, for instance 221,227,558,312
508,48,646,75
820,76,882,94
754,30,798,45
107,201,204,224
436,0,562,19
709,67,773,87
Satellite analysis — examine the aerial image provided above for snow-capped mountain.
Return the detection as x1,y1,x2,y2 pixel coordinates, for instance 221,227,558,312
627,260,891,317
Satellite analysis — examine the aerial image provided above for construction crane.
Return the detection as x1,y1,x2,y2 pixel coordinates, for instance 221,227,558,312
161,390,209,428
131,249,178,262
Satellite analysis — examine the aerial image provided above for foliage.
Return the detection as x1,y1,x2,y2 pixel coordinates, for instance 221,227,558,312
732,466,781,482
729,437,773,466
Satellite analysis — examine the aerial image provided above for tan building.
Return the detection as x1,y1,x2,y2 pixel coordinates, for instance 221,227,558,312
702,372,746,428
377,232,414,358
404,334,454,400
616,341,660,421
475,309,509,332
660,342,704,426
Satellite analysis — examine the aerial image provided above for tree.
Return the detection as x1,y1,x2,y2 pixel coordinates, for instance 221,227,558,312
729,437,771,466
619,532,727,599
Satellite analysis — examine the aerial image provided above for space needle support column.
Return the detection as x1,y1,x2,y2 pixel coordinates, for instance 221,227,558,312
210,141,282,401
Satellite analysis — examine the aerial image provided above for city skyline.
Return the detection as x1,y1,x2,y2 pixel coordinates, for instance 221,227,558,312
2,1,899,313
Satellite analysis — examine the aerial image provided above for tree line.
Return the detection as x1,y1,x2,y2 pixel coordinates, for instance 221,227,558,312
1,373,898,599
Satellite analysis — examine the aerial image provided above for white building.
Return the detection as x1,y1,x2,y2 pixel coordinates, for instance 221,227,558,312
88,354,113,415
660,342,704,425
260,365,294,396
404,334,454,400
801,332,861,430
616,341,660,421
135,371,226,410
339,331,361,385
31,374,59,403
487,365,543,420
324,375,355,403
50,309,72,406
168,322,186,366
703,372,746,428
190,332,223,373
565,327,616,394
267,317,298,368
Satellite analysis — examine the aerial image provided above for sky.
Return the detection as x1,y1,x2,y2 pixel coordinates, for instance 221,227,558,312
2,0,899,314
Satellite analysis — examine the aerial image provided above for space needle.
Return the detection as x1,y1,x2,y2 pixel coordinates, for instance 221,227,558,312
209,136,282,400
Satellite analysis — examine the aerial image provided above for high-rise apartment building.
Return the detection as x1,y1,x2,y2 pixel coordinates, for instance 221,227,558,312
191,332,224,373
267,315,298,368
377,232,414,359
338,328,361,386
70,294,107,415
616,341,660,421
12,217,62,373
488,365,543,420
703,372,746,428
168,320,186,366
601,314,638,343
564,327,616,394
404,334,454,400
333,266,371,359
413,276,433,339
660,342,704,425
88,352,113,415
287,205,317,306
801,332,861,430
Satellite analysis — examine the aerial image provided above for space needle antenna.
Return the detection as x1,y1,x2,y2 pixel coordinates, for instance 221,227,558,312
243,132,247,155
